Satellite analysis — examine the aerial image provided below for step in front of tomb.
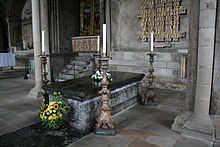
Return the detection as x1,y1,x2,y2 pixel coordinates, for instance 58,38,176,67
0,68,26,79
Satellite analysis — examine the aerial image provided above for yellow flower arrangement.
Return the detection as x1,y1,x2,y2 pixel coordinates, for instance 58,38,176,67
39,92,70,129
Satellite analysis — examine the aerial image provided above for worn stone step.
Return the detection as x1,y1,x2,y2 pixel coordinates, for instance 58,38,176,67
65,69,82,75
59,73,76,79
66,64,85,71
75,56,92,63
78,53,94,57
0,69,26,79
70,60,87,66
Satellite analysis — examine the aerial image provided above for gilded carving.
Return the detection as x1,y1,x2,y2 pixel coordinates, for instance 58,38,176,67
138,0,186,42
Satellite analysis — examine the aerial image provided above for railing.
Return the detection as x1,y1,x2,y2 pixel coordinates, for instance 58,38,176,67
50,53,78,82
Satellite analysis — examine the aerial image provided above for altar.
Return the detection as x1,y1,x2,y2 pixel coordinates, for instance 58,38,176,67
44,71,144,133
0,53,16,67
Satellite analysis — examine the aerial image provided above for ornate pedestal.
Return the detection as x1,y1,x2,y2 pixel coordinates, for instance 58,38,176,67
143,52,158,106
95,57,117,135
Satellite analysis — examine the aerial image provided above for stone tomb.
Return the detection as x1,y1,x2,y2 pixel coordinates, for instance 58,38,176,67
44,71,144,133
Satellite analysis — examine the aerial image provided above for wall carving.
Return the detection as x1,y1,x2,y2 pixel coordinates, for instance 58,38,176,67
138,0,186,42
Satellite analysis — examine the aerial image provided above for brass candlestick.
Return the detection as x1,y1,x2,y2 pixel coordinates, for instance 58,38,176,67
95,56,117,135
144,52,158,106
38,52,50,105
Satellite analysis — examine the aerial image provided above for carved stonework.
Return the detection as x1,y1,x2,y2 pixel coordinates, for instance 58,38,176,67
138,0,186,42
72,36,99,52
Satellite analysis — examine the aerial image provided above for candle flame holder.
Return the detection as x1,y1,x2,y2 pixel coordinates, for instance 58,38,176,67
143,52,158,106
95,56,117,135
38,52,50,105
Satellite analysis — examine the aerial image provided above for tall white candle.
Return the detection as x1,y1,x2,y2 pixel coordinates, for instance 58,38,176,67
151,32,153,52
42,31,45,52
103,24,106,55
97,36,100,52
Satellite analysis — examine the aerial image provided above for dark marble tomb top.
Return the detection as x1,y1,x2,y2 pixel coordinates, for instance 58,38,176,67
44,71,145,102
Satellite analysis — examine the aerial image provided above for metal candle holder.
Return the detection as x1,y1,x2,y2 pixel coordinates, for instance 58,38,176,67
95,56,117,135
143,52,158,106
38,52,50,105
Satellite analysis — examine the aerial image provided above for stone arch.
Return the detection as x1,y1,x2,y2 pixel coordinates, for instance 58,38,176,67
0,11,8,52
9,0,27,49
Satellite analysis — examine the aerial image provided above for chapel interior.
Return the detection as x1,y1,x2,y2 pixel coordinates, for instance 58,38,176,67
0,0,220,146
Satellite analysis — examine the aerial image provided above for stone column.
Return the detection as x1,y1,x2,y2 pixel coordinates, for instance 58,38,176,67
40,0,51,82
194,0,217,116
106,0,111,55
172,0,217,142
100,0,105,53
186,0,200,111
29,0,42,98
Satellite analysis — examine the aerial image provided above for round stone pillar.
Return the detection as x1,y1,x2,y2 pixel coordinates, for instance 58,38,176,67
29,0,42,98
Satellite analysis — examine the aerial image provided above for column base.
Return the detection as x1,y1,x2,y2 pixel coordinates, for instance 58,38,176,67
95,127,118,136
172,111,215,142
28,86,42,98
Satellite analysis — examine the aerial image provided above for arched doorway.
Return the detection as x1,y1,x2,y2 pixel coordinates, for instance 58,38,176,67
9,0,28,50
21,0,33,50
0,15,8,53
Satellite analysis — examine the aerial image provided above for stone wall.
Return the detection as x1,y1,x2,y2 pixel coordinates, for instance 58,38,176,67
108,0,190,89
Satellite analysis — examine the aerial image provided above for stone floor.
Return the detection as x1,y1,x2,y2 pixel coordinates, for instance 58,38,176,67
0,77,220,147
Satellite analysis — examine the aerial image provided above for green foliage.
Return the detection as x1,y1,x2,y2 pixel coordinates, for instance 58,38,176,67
39,92,70,129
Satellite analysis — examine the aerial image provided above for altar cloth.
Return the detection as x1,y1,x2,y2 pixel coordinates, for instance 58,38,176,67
0,53,16,67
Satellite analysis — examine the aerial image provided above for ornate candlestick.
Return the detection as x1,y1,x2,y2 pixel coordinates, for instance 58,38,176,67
95,56,117,135
143,52,158,106
38,52,50,105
